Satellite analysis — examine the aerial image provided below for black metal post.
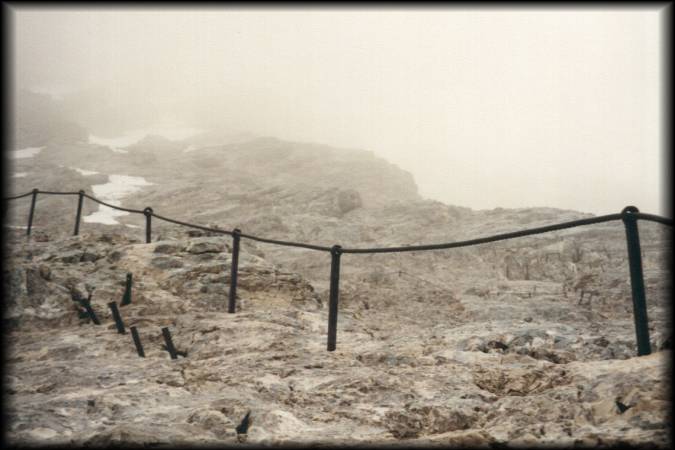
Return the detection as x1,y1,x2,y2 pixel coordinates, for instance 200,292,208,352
108,302,126,334
228,228,241,313
621,206,651,356
73,190,85,236
327,245,342,352
26,189,38,236
121,272,132,306
82,300,101,325
143,207,153,243
130,326,145,357
161,327,178,359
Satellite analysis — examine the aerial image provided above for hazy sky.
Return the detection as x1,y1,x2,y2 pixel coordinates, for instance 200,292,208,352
11,7,668,216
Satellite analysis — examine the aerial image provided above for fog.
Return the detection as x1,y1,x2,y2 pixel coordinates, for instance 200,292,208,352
11,7,668,216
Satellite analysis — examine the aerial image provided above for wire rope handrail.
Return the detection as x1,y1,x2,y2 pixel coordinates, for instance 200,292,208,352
238,231,332,252
3,191,34,200
82,193,146,215
4,189,672,253
3,187,672,354
151,212,232,236
341,214,625,254
35,190,81,195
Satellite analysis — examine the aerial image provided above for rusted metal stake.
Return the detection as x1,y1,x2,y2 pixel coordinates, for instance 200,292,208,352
121,272,132,306
228,228,241,313
143,207,153,244
327,245,342,352
108,302,126,334
621,206,652,356
161,327,178,359
130,326,145,357
82,299,101,325
26,189,38,236
73,190,85,235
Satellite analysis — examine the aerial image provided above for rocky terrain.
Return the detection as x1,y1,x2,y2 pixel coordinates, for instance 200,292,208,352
3,96,672,446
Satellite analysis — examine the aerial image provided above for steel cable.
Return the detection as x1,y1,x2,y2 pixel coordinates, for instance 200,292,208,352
238,232,332,252
82,193,146,214
3,188,672,253
633,212,674,227
340,214,625,254
36,190,80,195
151,212,232,236
3,191,34,200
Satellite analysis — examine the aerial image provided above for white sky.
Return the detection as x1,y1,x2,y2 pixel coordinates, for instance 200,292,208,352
12,7,669,216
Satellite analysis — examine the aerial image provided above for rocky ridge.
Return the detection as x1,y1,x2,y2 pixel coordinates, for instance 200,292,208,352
3,222,671,446
4,120,672,446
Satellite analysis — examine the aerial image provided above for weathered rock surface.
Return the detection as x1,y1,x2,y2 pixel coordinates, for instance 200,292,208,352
4,131,671,447
3,226,670,447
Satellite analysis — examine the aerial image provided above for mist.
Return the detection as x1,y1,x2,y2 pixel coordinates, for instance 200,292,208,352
11,7,667,216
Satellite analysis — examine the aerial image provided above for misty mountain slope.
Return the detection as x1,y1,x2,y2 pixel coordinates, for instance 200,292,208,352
7,129,670,283
6,7,667,446
6,131,670,326
12,90,88,148
3,226,671,447
5,127,671,446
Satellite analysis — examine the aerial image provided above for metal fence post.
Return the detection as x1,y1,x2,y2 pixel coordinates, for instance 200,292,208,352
130,326,145,357
108,302,126,334
143,207,153,243
621,206,651,356
73,190,85,236
327,245,342,352
27,189,38,236
228,228,241,313
161,327,178,359
121,272,132,306
81,299,101,325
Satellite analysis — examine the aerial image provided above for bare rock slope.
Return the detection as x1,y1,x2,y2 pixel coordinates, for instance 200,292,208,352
4,130,672,446
3,223,671,446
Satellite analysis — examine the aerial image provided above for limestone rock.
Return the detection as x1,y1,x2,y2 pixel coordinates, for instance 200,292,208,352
151,255,184,269
186,237,227,254
336,189,362,215
3,134,671,447
153,241,185,254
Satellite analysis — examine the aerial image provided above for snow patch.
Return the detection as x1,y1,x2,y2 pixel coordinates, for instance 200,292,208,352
12,147,44,159
83,175,154,225
71,167,99,176
88,125,202,153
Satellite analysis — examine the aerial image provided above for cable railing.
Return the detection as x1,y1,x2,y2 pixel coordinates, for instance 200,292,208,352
3,188,673,354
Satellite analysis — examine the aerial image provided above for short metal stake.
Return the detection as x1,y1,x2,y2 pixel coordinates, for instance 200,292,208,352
108,302,126,334
161,327,178,359
130,326,145,357
121,272,133,306
81,297,101,325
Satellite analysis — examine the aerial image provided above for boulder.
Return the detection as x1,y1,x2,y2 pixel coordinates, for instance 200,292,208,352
153,241,185,254
59,251,82,264
187,238,226,254
80,251,100,262
151,256,184,269
336,189,362,215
